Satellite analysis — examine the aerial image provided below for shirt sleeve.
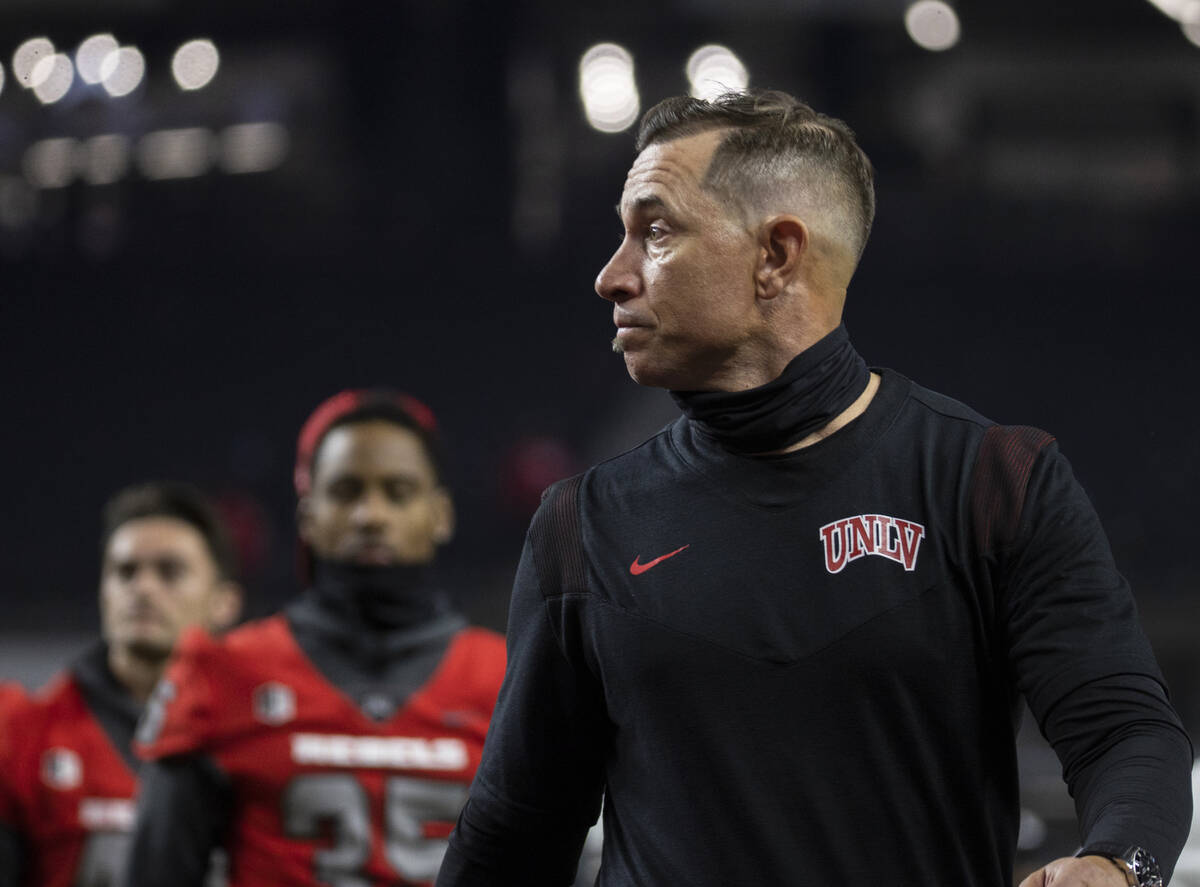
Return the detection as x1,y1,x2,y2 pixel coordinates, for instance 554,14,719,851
123,754,232,887
990,431,1193,878
439,477,608,886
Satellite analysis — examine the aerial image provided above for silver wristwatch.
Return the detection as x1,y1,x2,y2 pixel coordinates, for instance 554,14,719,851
1078,845,1163,887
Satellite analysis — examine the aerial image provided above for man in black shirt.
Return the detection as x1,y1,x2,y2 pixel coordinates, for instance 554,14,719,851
438,90,1192,886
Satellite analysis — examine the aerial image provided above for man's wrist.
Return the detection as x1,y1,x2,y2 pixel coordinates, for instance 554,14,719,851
1075,845,1163,887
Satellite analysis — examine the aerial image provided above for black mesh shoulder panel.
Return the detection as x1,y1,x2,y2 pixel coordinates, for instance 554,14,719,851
970,424,1056,554
529,475,588,600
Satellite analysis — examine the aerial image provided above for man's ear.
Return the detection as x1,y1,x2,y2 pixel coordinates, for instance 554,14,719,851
208,581,244,632
296,496,314,545
754,215,808,300
431,488,456,546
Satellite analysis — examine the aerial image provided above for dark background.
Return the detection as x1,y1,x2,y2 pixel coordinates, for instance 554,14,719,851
2,0,1198,868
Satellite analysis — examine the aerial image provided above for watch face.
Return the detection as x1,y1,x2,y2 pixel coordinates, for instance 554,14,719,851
1129,847,1163,887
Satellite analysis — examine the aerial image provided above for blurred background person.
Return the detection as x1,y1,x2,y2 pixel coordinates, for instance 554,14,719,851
0,683,32,883
0,483,243,887
127,389,507,887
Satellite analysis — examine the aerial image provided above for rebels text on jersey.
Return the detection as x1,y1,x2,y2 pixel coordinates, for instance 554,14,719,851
136,617,506,886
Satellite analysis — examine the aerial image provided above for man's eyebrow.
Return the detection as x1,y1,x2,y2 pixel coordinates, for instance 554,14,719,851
615,195,668,219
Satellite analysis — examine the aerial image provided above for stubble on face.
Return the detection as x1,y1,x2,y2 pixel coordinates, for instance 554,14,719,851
602,131,765,390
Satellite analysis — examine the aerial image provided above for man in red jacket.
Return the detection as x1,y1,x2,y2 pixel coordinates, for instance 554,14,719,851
0,482,242,887
128,389,507,887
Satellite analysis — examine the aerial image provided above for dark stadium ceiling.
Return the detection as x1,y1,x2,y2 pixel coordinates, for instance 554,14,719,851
1,0,1196,264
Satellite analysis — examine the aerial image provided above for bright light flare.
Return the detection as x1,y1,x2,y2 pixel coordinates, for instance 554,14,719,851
13,38,55,88
101,46,145,97
1183,1,1200,46
686,45,749,101
23,138,77,189
905,1,962,52
80,134,133,185
31,54,74,104
76,34,118,84
220,123,289,173
579,43,639,134
172,39,219,90
137,128,214,180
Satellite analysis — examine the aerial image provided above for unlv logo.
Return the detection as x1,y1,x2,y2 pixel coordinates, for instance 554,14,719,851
819,514,925,574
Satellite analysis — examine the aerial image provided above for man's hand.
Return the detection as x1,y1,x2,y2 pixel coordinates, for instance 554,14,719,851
1019,855,1129,886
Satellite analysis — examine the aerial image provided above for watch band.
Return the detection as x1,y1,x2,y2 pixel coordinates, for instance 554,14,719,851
1076,845,1163,887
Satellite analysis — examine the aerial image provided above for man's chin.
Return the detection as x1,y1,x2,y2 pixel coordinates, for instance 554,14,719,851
344,550,400,567
122,638,174,663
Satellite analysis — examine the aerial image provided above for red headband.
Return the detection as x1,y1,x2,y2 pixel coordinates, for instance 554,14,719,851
293,389,437,498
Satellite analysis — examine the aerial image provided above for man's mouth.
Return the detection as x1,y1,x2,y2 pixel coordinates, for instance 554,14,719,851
348,543,398,565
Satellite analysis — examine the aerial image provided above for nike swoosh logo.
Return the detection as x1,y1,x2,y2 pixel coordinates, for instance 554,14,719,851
629,544,690,576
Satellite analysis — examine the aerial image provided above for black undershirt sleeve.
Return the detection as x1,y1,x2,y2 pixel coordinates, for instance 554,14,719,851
996,438,1193,878
123,753,232,887
0,823,23,887
439,479,607,886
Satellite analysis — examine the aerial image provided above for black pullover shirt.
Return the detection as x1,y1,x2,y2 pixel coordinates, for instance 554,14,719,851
440,369,1193,886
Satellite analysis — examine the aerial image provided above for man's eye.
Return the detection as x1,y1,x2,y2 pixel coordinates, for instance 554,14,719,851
328,479,361,501
157,560,185,583
646,225,664,241
386,482,419,504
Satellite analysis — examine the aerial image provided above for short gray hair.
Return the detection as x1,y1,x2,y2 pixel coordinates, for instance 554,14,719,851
636,89,876,263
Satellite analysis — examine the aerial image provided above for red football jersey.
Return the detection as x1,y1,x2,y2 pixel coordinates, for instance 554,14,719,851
136,616,507,887
0,682,33,828
1,674,138,887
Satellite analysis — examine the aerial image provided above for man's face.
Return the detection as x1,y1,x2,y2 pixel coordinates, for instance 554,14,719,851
100,517,235,661
595,130,762,391
299,420,453,567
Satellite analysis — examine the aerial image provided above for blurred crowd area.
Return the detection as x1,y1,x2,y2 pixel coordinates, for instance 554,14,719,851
2,0,1199,877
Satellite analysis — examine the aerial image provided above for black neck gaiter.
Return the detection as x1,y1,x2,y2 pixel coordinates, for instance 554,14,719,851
307,558,448,633
671,324,870,455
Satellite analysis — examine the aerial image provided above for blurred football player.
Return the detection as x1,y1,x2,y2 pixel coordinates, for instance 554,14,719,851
0,483,242,887
0,682,32,883
127,389,507,887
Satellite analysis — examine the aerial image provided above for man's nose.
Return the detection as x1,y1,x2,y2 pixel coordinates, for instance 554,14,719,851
127,566,163,597
595,241,639,304
351,488,390,527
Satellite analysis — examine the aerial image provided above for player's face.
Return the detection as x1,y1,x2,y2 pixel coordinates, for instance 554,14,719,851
100,517,235,661
300,421,453,567
595,129,763,391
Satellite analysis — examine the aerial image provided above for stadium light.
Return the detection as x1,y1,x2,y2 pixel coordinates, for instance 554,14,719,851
686,45,748,101
1183,1,1200,46
220,123,289,174
1144,0,1192,19
13,38,55,88
76,34,119,85
137,128,214,180
904,1,961,52
80,134,133,185
579,43,639,134
172,39,220,91
31,54,75,105
23,138,77,189
101,46,145,98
